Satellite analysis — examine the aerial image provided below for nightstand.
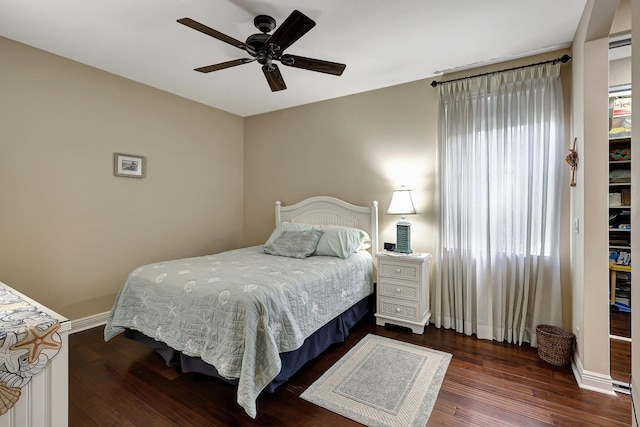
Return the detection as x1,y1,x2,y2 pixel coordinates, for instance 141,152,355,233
374,251,431,334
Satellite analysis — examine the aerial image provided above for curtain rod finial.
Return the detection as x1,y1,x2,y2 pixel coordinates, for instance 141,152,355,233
431,80,438,88
560,54,571,63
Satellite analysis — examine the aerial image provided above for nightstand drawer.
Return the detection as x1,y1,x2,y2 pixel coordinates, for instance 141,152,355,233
379,280,418,301
378,260,420,281
378,297,419,321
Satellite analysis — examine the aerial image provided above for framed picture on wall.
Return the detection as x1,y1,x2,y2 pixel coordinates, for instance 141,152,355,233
114,153,146,178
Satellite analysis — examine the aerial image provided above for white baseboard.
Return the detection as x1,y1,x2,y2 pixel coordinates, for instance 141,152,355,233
70,311,110,334
571,354,616,396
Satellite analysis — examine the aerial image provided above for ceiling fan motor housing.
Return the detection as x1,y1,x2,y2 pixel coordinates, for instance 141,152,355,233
246,33,270,52
246,33,279,66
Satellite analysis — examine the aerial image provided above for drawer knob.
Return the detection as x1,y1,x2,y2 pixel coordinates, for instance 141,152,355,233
396,307,402,313
396,268,401,273
396,288,402,293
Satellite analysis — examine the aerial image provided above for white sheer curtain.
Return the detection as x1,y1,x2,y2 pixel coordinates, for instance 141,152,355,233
434,63,564,345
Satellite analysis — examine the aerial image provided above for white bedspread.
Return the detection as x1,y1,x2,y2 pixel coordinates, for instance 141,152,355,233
104,246,373,418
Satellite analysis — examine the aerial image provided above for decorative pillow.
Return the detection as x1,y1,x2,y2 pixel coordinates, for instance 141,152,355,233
314,227,368,259
263,222,319,247
264,230,323,259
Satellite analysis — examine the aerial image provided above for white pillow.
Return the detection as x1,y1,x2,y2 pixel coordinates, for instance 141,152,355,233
319,225,371,245
315,226,371,257
314,228,367,259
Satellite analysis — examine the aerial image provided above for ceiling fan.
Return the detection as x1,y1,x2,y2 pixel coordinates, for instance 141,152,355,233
177,10,346,92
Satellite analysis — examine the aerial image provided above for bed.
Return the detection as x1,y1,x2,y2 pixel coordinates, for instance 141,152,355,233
104,196,379,418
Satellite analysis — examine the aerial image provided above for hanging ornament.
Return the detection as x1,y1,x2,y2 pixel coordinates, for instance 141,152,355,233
566,137,578,187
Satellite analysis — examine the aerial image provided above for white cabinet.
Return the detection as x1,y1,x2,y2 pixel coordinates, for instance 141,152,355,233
0,281,69,427
374,252,431,334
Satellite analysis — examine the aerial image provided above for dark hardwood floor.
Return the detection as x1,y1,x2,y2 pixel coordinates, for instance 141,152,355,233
610,311,631,339
610,311,632,385
69,316,632,426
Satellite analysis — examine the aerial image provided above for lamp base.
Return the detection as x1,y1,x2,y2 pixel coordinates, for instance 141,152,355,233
395,222,412,253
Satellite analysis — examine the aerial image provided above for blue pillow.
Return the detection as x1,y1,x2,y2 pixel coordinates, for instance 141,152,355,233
263,230,323,259
263,222,319,247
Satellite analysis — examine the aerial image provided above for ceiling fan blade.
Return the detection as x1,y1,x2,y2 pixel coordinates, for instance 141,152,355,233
280,54,346,76
266,10,315,53
194,58,255,73
262,64,287,91
177,17,252,52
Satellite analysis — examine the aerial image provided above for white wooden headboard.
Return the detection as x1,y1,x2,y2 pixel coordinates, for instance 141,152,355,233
275,196,379,256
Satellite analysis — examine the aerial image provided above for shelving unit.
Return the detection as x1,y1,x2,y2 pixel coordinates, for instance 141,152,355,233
608,136,632,316
608,90,632,323
608,39,632,394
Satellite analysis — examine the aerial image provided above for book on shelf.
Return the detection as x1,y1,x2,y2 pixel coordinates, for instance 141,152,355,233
613,97,632,116
609,97,632,138
615,297,631,307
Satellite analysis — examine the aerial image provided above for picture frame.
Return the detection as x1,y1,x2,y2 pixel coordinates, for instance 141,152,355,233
114,153,146,178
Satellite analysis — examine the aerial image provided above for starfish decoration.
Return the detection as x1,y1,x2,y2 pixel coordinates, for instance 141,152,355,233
9,324,61,364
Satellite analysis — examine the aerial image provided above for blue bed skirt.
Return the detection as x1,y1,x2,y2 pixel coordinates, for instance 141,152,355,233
124,295,373,392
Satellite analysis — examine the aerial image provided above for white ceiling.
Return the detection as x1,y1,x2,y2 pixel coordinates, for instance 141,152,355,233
0,0,587,117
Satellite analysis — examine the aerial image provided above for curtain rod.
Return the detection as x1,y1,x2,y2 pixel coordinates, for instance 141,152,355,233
430,54,571,88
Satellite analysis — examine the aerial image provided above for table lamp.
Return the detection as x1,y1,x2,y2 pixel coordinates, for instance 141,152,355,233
386,186,416,253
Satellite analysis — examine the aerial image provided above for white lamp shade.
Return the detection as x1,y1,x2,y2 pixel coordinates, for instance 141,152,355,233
387,188,417,215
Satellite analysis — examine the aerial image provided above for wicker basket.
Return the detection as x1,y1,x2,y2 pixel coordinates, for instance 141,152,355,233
536,324,575,366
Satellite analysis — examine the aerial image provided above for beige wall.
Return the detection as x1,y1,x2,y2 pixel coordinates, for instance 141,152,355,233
610,57,631,87
244,49,574,329
611,0,631,36
570,0,622,391
243,81,438,256
0,37,245,320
